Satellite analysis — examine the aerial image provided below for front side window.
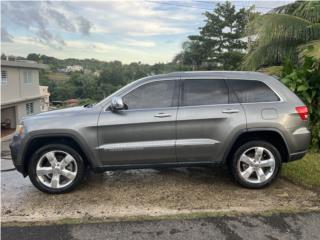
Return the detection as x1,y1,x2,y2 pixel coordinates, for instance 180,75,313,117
26,102,34,115
182,79,229,106
123,80,177,110
229,80,280,103
1,70,7,85
23,71,33,84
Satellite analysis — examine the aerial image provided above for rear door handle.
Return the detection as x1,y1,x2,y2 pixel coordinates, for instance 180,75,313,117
222,109,240,114
154,113,171,118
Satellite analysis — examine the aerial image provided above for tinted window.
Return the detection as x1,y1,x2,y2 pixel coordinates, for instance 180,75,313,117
229,80,280,103
123,80,177,109
182,79,228,106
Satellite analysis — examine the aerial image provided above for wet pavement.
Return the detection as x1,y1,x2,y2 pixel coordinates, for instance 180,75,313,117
2,211,320,240
2,160,320,223
1,137,320,224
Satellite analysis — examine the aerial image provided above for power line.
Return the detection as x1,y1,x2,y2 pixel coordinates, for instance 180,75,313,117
146,1,212,10
194,1,275,10
146,0,275,11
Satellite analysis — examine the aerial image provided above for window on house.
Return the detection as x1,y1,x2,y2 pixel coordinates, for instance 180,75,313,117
26,102,34,115
1,70,7,85
23,71,33,84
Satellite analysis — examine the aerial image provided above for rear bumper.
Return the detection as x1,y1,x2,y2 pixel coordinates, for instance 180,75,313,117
288,150,308,162
286,127,311,162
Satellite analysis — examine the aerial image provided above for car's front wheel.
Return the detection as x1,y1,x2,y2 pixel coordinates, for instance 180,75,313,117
28,144,85,194
230,140,282,189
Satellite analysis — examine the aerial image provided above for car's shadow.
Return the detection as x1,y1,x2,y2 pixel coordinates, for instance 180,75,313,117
82,165,233,189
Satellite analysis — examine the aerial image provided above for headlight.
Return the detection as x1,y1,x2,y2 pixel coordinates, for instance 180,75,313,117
15,124,24,135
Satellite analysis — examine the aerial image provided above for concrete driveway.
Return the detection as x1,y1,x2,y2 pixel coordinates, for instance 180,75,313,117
1,138,320,224
2,161,319,223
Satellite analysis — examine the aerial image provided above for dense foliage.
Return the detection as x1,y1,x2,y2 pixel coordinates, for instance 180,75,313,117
174,2,253,70
244,1,320,70
281,57,320,149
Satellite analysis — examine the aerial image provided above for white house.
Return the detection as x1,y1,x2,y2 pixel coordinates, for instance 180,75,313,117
1,60,48,129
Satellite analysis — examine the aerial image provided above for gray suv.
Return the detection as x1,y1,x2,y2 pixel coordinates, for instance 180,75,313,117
10,71,310,193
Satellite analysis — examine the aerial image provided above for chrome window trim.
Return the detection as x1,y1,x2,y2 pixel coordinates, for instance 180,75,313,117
178,103,241,109
108,106,178,113
103,77,285,111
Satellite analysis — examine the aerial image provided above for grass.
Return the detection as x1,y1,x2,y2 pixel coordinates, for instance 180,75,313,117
281,152,320,189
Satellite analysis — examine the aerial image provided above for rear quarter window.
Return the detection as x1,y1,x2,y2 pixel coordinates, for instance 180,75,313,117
228,80,280,103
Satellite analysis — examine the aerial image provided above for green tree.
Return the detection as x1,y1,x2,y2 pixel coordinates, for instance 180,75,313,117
281,57,320,149
67,73,98,100
244,1,320,70
174,2,253,70
173,40,208,70
96,61,125,99
27,53,41,62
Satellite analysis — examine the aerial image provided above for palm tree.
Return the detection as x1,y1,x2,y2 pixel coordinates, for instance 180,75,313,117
244,1,320,70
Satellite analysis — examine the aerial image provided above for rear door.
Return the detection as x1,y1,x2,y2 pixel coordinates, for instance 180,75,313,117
176,78,246,163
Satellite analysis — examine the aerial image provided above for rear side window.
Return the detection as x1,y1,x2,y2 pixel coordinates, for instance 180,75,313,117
182,79,228,106
229,80,280,103
123,80,177,109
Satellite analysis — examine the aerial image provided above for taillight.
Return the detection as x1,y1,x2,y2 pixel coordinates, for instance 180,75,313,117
295,106,308,120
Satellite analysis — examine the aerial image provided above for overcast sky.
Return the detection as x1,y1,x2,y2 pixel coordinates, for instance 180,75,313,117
1,0,293,64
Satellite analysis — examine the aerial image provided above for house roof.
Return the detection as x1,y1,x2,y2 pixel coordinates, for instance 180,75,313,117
1,60,47,69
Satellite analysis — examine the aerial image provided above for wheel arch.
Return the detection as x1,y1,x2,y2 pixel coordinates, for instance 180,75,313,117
21,133,95,176
223,128,290,164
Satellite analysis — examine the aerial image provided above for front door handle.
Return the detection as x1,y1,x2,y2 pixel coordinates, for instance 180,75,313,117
154,113,171,118
222,109,240,114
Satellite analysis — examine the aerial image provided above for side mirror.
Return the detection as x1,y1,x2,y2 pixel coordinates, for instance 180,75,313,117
110,96,125,111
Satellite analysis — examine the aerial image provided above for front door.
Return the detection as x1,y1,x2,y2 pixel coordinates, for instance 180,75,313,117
176,78,246,162
98,79,179,165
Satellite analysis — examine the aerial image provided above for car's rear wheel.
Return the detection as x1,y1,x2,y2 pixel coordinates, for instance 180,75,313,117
28,144,85,194
230,140,281,188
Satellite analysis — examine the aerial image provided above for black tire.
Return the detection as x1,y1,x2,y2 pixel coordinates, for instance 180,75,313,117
28,144,85,194
230,140,282,189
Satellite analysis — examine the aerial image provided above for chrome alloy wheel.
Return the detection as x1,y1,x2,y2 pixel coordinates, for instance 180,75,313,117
237,147,276,184
36,150,78,189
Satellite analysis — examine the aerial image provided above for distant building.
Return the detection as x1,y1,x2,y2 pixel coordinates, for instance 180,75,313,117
93,70,101,77
66,65,83,72
1,60,47,129
39,86,50,112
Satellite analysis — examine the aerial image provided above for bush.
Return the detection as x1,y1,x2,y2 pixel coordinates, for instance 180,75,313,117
281,57,320,149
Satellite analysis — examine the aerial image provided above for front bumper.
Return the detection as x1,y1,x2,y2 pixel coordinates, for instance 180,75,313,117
9,134,26,176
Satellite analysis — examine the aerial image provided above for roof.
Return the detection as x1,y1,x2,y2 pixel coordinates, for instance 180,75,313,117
141,71,270,82
1,60,47,69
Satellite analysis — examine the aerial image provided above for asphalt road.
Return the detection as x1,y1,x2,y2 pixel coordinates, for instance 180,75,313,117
2,212,320,240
